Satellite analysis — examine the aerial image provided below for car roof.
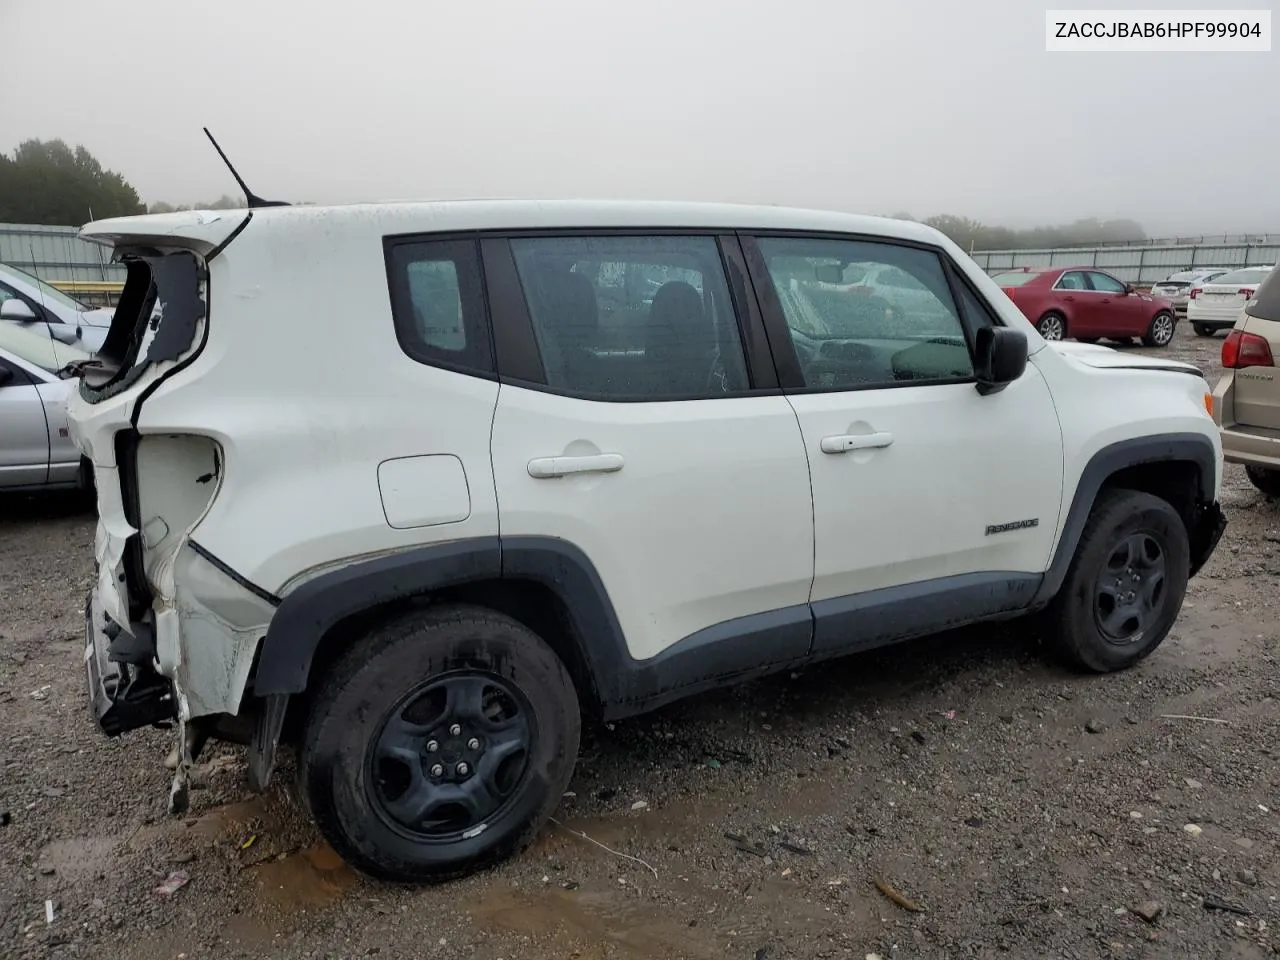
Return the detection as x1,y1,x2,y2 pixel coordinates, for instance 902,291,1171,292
81,199,954,248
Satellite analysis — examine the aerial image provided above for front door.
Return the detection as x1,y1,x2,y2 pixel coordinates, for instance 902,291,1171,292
744,233,1065,655
0,357,50,487
1087,270,1146,337
487,233,815,663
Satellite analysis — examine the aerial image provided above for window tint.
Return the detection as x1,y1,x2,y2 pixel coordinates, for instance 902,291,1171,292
386,238,492,374
509,235,749,399
1088,272,1127,293
1057,271,1088,290
757,237,974,390
990,271,1043,287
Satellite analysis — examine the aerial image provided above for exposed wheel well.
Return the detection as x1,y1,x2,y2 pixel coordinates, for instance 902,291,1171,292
1099,460,1200,532
286,579,602,743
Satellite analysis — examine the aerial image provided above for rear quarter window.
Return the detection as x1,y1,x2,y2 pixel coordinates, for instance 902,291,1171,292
384,238,493,376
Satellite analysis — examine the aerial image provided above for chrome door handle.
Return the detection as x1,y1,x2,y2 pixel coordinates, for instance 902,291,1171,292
527,453,625,479
820,432,894,455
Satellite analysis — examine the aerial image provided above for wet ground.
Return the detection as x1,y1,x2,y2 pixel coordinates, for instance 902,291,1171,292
2,325,1278,959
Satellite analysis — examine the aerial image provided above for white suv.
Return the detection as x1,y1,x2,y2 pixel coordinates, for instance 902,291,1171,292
66,201,1227,883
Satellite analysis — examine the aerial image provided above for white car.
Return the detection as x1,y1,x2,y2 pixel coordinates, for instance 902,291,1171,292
1187,265,1278,336
66,201,1226,884
0,262,113,352
0,323,92,491
1150,268,1227,316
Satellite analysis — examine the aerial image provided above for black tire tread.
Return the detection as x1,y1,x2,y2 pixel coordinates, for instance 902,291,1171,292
1041,488,1189,673
300,603,580,883
1245,465,1280,498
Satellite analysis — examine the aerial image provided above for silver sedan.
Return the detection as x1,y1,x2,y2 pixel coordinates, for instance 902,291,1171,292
0,323,93,492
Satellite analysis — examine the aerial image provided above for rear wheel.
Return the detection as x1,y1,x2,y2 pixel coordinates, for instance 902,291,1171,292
1041,489,1189,673
1245,465,1280,498
1037,312,1066,341
300,604,581,882
1192,323,1216,337
1143,311,1176,347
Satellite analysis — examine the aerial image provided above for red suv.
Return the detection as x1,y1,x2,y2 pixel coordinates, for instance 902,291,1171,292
990,266,1177,347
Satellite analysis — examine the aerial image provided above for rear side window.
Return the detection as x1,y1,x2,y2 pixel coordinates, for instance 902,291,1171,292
1245,264,1280,324
990,271,1042,287
385,238,493,375
508,235,749,399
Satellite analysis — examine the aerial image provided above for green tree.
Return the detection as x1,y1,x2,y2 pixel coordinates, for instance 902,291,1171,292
147,194,242,214
0,139,145,224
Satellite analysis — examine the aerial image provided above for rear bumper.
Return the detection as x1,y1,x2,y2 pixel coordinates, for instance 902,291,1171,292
1188,500,1227,578
84,589,176,736
1221,424,1280,470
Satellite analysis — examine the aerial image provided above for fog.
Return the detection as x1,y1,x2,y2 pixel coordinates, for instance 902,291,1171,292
3,0,1276,235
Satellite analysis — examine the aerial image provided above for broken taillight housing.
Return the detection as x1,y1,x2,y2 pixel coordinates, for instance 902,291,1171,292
1222,329,1274,369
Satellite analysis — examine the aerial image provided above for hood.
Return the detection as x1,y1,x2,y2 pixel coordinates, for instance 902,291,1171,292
81,307,115,328
1048,340,1202,375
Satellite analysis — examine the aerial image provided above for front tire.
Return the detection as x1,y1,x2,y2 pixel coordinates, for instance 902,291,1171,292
1037,311,1066,341
1143,311,1176,347
1041,489,1189,673
1245,465,1280,498
300,604,581,883
1192,323,1215,337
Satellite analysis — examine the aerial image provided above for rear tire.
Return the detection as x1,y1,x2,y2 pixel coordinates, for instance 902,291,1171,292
1040,489,1189,673
1143,311,1176,347
1245,465,1280,498
300,604,581,883
1192,323,1215,337
1037,312,1066,341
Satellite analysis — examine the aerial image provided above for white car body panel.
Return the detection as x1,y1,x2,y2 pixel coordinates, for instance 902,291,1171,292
1187,267,1277,327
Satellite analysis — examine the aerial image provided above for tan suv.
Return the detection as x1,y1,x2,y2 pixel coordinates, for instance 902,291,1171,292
1212,264,1280,496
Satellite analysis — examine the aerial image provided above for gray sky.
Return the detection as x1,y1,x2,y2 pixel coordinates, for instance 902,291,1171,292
3,0,1276,234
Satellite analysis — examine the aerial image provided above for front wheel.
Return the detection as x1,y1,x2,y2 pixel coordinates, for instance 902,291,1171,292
1037,312,1066,341
1192,323,1216,337
300,604,581,883
1245,465,1280,498
1143,311,1176,347
1040,489,1189,673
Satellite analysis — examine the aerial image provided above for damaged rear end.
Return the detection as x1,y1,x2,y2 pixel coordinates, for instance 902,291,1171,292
68,210,278,805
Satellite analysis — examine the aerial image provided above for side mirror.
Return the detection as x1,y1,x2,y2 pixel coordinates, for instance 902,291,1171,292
1124,283,1136,294
0,366,13,387
975,326,1027,396
0,299,38,322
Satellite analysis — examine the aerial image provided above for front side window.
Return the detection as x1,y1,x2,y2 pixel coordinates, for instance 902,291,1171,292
509,235,749,399
756,237,974,390
386,238,492,375
1088,272,1127,294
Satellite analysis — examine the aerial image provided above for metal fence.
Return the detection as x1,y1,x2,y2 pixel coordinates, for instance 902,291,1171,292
970,240,1280,286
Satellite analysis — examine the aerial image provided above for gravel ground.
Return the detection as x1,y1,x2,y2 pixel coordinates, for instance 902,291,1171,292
2,325,1278,960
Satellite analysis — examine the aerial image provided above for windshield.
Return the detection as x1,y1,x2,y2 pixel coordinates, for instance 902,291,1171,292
991,271,1042,287
1212,267,1274,286
0,320,91,373
0,262,89,313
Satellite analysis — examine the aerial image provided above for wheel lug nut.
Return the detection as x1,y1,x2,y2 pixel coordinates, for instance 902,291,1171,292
430,763,444,777
467,737,481,750
426,740,439,753
449,723,462,736
456,762,470,777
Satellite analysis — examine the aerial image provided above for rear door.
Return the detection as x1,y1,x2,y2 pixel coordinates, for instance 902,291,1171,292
486,233,815,664
0,354,50,488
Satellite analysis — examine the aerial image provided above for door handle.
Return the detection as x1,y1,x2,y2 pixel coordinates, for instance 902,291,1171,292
527,453,625,479
820,432,894,455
